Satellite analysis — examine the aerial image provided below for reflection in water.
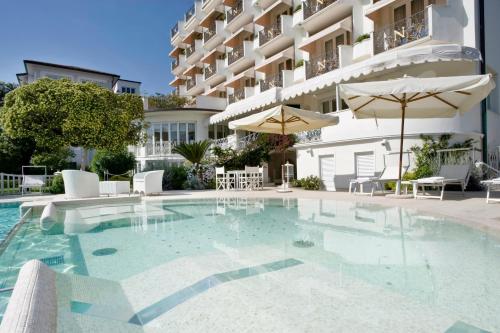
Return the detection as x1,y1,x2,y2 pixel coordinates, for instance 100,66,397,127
0,198,498,330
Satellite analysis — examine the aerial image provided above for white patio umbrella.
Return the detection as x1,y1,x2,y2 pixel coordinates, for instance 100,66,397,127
339,74,495,195
228,104,339,135
229,105,339,190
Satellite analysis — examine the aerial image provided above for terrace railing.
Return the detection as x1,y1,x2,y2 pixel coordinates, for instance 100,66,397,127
259,21,281,46
145,142,175,156
204,63,217,80
373,9,429,54
186,77,196,91
228,44,244,65
237,132,259,150
171,59,179,71
185,43,195,58
303,0,337,20
260,72,283,92
228,88,245,104
171,23,179,38
204,22,217,43
226,0,243,24
212,137,230,149
185,4,195,22
296,128,322,144
305,52,339,79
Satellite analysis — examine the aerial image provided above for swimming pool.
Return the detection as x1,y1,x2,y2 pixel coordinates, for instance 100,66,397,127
0,202,21,243
0,198,499,332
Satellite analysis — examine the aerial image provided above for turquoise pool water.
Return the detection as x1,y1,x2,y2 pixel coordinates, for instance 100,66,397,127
0,198,499,332
0,202,20,243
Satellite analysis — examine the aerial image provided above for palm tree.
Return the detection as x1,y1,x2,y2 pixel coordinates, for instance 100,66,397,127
173,140,211,180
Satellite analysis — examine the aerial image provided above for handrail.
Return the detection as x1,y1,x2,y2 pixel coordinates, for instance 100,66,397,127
226,0,243,23
303,0,338,20
228,44,244,65
305,51,339,79
259,20,282,46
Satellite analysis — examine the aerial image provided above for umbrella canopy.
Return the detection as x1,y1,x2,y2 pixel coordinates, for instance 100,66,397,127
339,74,495,194
228,105,339,135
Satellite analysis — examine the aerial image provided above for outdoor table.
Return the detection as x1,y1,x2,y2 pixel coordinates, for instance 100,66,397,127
226,170,245,190
99,181,130,196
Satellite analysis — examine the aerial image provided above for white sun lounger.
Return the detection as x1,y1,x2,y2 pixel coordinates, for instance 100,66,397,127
412,164,470,200
349,165,409,196
481,178,500,203
20,175,46,196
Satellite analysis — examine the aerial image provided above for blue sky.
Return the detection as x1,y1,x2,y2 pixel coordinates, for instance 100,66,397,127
0,0,194,95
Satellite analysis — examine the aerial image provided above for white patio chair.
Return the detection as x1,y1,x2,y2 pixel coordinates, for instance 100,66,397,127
244,166,260,190
349,165,409,197
412,164,471,200
62,170,100,199
258,166,264,190
215,167,227,191
133,170,164,196
481,178,500,204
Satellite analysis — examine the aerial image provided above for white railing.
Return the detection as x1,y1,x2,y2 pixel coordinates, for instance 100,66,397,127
0,173,54,195
144,142,176,157
296,129,322,144
237,132,259,150
212,137,230,150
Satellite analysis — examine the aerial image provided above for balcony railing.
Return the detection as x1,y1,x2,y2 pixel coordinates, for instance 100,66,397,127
171,23,179,38
226,0,243,23
373,9,429,54
237,132,259,150
296,129,322,144
186,43,195,58
228,88,245,104
260,72,283,92
185,5,195,21
303,0,337,20
259,21,282,46
145,142,175,156
186,77,196,91
204,22,217,43
228,44,244,65
171,59,179,71
204,63,217,79
305,52,339,79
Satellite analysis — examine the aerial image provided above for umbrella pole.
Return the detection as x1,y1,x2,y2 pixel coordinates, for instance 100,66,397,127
281,109,286,189
397,98,407,196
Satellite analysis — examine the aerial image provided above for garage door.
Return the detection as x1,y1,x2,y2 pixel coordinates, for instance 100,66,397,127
355,152,375,178
320,155,336,191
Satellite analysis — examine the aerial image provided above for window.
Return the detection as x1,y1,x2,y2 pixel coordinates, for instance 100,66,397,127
179,123,187,144
188,123,196,142
131,88,136,94
322,100,332,114
121,87,126,93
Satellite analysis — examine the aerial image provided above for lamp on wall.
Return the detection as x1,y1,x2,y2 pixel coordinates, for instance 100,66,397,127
381,138,390,150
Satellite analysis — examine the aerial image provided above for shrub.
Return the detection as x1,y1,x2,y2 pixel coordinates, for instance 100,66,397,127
143,163,188,190
49,174,65,194
109,175,132,183
91,149,135,179
291,179,302,187
355,33,370,43
299,176,321,190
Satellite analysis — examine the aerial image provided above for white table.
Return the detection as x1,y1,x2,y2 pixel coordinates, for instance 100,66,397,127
99,181,130,196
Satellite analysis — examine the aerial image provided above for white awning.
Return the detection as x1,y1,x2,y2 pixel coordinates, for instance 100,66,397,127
299,16,352,53
224,68,255,88
210,88,280,124
255,47,294,73
281,44,482,101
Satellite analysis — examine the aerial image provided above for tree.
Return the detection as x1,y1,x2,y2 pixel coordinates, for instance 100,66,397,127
148,93,189,109
90,149,136,178
1,78,146,170
173,140,211,179
0,81,17,107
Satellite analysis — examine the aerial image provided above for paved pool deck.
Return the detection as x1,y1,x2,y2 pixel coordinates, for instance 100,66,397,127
1,188,498,237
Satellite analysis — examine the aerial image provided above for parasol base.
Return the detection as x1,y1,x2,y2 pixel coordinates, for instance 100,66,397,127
385,193,413,199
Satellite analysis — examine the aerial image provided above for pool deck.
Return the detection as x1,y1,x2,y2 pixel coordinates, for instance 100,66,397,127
1,188,498,237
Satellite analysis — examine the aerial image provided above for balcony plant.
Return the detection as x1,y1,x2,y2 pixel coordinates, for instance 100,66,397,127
355,33,370,44
173,140,212,184
295,59,304,68
294,4,302,12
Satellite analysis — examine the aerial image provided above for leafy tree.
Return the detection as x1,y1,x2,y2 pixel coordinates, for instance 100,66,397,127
148,93,189,109
0,81,17,106
1,78,146,170
90,149,136,179
30,147,74,173
0,128,35,173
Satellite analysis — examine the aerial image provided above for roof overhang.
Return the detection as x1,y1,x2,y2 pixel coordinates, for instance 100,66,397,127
365,0,399,19
169,76,186,87
224,68,255,88
255,46,294,73
299,16,352,53
199,6,224,27
169,46,184,58
254,0,292,26
223,23,254,48
201,45,226,64
182,29,202,44
204,83,227,96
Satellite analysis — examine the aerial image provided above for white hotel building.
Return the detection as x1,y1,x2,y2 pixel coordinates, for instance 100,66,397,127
146,0,500,189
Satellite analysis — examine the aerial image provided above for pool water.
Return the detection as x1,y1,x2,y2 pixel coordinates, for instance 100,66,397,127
0,202,20,243
0,198,499,332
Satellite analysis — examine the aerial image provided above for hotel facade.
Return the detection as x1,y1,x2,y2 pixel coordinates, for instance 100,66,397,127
153,0,500,189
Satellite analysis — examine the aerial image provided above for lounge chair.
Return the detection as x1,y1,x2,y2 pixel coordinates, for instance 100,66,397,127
411,164,470,200
480,178,500,203
349,165,409,197
62,170,100,199
133,170,164,195
20,175,46,196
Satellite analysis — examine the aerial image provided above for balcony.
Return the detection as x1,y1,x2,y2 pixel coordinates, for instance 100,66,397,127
260,72,283,92
185,5,195,22
301,0,352,34
171,23,179,39
228,87,245,104
171,54,187,76
305,52,339,79
144,142,176,157
224,0,254,33
170,20,186,47
203,20,225,51
227,40,255,73
204,59,226,85
202,0,223,13
185,39,204,65
257,15,293,57
186,74,205,95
